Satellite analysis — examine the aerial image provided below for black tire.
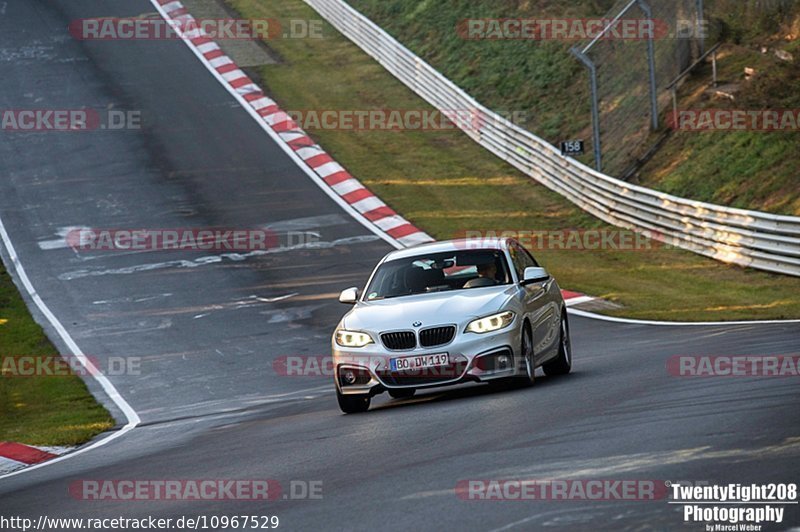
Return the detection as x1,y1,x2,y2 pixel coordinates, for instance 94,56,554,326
515,322,536,386
543,313,572,376
388,388,416,399
336,389,371,413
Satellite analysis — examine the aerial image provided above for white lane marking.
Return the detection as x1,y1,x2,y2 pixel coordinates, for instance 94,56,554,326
231,293,299,307
148,0,405,251
262,304,322,323
256,385,331,399
74,249,165,262
140,391,330,429
37,226,89,250
1,3,6,16
493,439,800,482
92,293,173,305
97,292,295,322
567,308,800,326
0,214,141,481
74,318,173,339
264,214,347,232
138,385,332,419
58,235,379,280
563,295,594,307
488,507,600,532
252,293,298,303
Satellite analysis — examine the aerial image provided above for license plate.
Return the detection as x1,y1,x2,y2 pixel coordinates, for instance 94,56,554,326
390,353,449,372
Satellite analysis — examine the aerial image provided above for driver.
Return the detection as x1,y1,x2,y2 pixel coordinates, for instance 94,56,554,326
476,262,497,282
464,260,499,288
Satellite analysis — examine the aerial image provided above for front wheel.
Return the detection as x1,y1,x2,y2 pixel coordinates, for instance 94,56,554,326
336,389,371,413
543,314,572,376
515,323,536,386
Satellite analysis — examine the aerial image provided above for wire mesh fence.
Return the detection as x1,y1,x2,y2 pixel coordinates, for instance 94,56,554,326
572,0,706,176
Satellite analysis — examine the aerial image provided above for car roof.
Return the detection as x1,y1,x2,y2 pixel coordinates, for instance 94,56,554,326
382,238,513,262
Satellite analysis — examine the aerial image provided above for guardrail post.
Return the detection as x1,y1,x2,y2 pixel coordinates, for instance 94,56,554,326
671,87,678,129
696,0,705,56
571,47,602,171
637,0,659,131
712,48,718,87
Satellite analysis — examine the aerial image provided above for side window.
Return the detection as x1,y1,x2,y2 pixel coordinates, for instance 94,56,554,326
510,243,537,280
508,245,525,280
520,245,539,268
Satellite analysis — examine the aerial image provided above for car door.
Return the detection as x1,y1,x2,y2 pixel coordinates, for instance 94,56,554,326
520,245,561,360
509,242,556,361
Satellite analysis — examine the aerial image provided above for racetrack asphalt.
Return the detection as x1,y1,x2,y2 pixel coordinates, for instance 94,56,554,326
0,1,798,530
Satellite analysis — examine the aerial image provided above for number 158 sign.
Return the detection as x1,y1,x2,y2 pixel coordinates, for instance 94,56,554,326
560,140,585,156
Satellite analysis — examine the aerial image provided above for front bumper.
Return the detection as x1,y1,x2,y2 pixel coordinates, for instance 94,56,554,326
334,325,523,395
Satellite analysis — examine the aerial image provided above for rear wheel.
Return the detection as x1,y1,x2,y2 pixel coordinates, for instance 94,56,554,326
543,314,572,376
388,388,416,399
515,323,536,386
336,389,370,413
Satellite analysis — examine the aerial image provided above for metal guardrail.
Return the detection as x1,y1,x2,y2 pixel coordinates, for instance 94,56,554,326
304,0,800,276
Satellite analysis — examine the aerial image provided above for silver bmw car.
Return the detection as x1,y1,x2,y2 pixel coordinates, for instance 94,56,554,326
332,237,572,413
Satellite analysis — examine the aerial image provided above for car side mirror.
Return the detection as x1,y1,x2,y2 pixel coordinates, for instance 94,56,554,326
522,267,550,284
339,287,359,304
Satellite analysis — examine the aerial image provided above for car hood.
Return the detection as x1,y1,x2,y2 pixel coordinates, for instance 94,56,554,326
342,285,516,332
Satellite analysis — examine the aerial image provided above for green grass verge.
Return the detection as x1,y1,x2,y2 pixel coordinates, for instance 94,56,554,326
0,265,113,446
638,43,800,215
344,0,800,215
226,0,800,321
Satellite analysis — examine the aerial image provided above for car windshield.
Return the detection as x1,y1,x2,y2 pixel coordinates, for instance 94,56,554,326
364,250,511,301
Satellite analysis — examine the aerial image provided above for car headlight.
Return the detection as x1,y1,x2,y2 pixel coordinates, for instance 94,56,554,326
335,330,374,348
465,311,515,334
